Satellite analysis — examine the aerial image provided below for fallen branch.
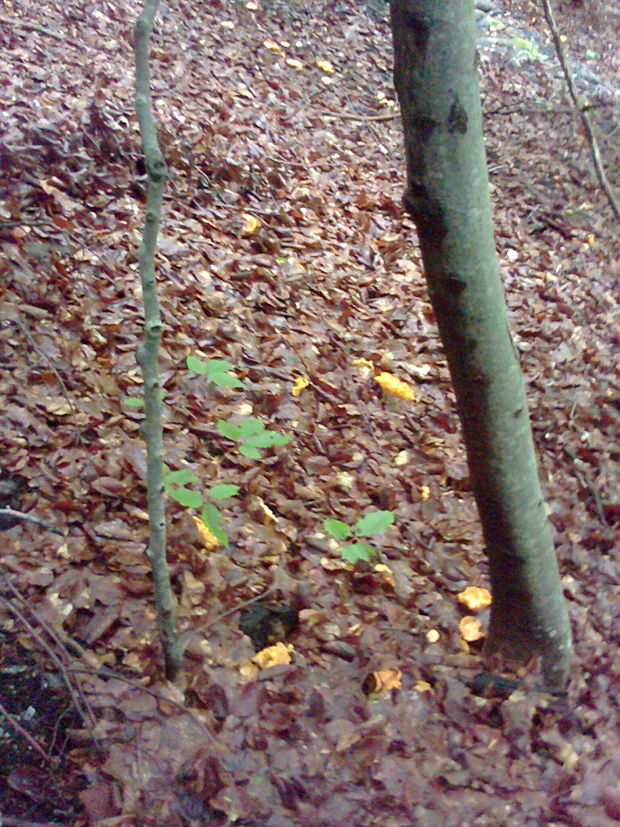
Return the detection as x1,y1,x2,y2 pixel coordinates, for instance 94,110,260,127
484,101,616,117
0,14,85,50
0,573,99,744
541,0,620,223
0,698,49,762
0,508,65,535
318,109,398,122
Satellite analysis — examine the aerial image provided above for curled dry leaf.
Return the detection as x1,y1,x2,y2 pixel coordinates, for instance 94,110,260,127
459,615,485,642
457,586,492,611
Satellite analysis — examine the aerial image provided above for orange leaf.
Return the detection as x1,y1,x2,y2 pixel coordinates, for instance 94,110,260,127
457,586,491,611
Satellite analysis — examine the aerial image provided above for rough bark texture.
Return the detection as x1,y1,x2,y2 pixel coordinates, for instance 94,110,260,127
134,0,183,680
390,0,572,690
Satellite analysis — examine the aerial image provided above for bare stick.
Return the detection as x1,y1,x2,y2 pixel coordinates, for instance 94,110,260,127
11,312,74,410
541,0,620,223
0,508,65,535
0,575,99,743
133,0,183,680
0,698,49,762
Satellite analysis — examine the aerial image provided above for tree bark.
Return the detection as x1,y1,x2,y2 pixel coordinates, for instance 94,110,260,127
134,0,183,681
390,0,572,690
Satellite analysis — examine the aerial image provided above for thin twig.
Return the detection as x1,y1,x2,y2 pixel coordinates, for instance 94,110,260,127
0,698,49,762
0,15,86,50
68,666,215,741
0,508,65,535
541,0,620,223
194,584,278,633
484,102,615,116
0,577,99,745
318,108,398,122
10,313,74,410
0,816,69,827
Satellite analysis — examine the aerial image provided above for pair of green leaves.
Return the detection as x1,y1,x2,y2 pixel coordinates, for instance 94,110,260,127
186,356,244,388
186,357,291,457
123,357,242,408
163,468,239,546
324,510,394,564
217,418,291,460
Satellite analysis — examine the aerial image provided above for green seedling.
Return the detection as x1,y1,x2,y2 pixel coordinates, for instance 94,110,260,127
186,356,244,388
324,510,395,564
123,396,145,408
163,467,239,545
512,37,539,61
122,388,166,407
217,417,291,459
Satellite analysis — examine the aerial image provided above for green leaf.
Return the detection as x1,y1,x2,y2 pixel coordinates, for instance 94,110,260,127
341,542,376,564
164,469,201,486
217,420,242,441
245,431,291,448
238,418,265,437
202,503,222,527
205,358,235,375
186,355,209,374
211,524,229,545
187,356,243,388
324,518,351,540
355,510,395,537
202,503,229,545
211,372,244,389
122,396,144,407
238,443,263,459
169,488,203,509
208,483,240,500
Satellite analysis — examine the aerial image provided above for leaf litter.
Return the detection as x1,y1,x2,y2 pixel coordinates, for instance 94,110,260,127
0,0,618,824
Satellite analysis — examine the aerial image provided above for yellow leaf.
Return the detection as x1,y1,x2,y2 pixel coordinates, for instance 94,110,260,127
316,59,334,73
263,39,283,52
352,357,374,368
457,586,492,611
426,629,439,643
286,58,304,69
369,668,402,695
459,615,485,642
374,564,395,589
252,641,292,669
375,372,415,400
335,471,355,489
241,213,260,234
414,680,433,693
320,556,352,572
247,495,278,525
292,376,310,396
192,516,220,550
239,661,259,679
45,398,73,416
220,20,235,29
394,450,409,467
246,1,258,8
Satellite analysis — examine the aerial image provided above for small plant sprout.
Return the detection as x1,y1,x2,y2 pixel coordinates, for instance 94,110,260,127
163,467,239,546
186,356,244,389
324,510,395,564
217,417,291,460
122,388,166,407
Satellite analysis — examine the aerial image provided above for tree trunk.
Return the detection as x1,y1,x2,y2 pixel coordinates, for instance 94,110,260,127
390,0,572,691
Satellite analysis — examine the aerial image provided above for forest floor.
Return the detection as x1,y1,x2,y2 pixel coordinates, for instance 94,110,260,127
0,0,619,824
